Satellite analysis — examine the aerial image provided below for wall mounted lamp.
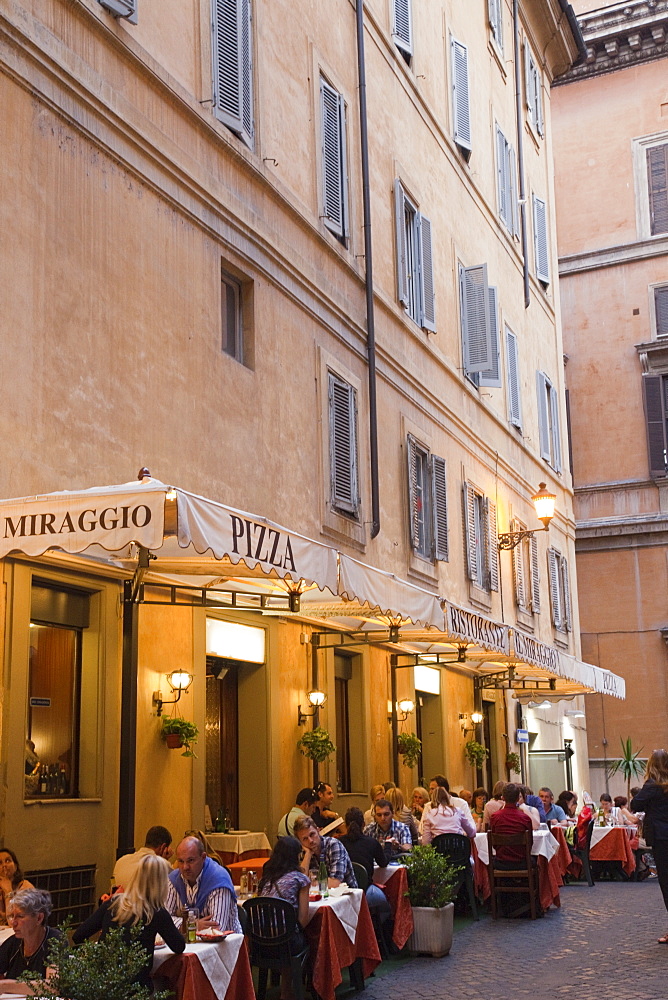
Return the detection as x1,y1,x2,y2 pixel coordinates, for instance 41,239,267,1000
388,698,415,722
527,699,553,710
153,670,193,717
460,710,483,737
497,483,556,550
297,689,327,726
563,708,586,718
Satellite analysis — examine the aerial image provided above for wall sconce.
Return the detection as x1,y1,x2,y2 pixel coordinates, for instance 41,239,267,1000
498,483,556,550
388,698,415,722
153,670,193,717
527,699,552,710
297,689,327,726
460,711,483,737
564,708,585,718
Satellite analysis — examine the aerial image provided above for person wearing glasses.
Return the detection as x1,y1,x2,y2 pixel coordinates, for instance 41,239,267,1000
631,750,668,942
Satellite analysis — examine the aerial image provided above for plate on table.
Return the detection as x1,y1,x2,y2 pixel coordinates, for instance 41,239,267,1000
328,886,353,897
154,943,166,950
197,930,234,943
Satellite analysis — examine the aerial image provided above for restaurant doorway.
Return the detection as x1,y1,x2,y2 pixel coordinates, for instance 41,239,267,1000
205,656,239,829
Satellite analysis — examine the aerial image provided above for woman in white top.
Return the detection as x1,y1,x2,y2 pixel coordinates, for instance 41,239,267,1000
421,786,476,843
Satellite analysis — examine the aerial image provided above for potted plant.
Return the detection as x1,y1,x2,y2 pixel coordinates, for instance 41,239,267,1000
464,739,489,770
607,736,646,800
505,751,521,774
161,716,199,758
403,845,460,957
397,731,422,769
296,726,336,763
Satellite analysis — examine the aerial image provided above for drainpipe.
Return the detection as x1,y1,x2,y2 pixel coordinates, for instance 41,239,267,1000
513,0,530,309
355,0,380,538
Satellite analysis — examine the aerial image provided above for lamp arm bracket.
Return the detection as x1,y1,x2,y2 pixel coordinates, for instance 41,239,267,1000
498,525,548,551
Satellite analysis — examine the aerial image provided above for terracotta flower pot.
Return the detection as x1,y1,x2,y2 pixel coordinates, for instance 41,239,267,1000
165,734,184,749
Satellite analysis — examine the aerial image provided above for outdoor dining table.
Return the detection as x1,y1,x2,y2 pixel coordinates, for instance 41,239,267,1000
549,825,581,878
304,887,380,1000
206,831,272,866
372,862,414,948
589,825,636,876
474,829,562,911
151,932,255,1000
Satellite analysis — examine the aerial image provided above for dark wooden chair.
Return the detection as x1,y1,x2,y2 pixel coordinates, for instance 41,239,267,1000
243,897,310,1000
486,829,541,919
432,833,479,920
351,862,389,959
571,818,596,887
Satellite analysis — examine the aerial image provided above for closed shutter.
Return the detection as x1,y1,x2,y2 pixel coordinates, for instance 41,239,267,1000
419,214,436,332
655,287,668,337
642,374,667,478
548,548,562,629
407,435,420,551
647,144,668,237
460,264,492,374
488,0,502,47
451,39,472,154
561,557,572,632
98,0,137,20
394,180,409,307
549,383,562,473
321,79,347,239
392,0,413,57
485,498,499,591
496,126,508,224
506,328,522,428
431,455,448,561
536,371,551,461
212,0,254,148
463,482,478,581
479,286,502,387
530,534,540,613
509,147,519,235
511,520,526,609
329,374,358,514
533,195,550,284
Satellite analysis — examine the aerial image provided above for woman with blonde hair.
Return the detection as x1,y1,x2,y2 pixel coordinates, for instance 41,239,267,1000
73,853,185,987
632,750,668,942
421,785,476,843
363,784,386,825
386,787,419,845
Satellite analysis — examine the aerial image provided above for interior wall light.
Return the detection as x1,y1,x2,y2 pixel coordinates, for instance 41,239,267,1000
297,689,327,726
153,670,194,717
498,483,557,550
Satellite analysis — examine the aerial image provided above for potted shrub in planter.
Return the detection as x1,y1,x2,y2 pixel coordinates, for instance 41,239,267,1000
505,751,521,775
397,731,422,769
296,726,336,763
403,844,460,957
161,716,199,758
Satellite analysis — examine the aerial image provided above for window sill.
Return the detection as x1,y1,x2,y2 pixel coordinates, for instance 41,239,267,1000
488,39,506,78
24,797,102,805
552,631,570,649
321,512,366,552
468,582,492,611
407,554,439,587
515,608,535,631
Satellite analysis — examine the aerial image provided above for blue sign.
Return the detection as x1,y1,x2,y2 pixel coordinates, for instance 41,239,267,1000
516,728,529,744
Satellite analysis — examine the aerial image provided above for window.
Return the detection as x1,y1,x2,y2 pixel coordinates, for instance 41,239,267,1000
320,78,348,242
328,372,360,517
511,521,540,614
647,143,668,236
525,44,543,137
459,264,500,385
532,194,550,285
407,435,448,562
655,286,668,337
334,652,363,793
496,126,518,236
391,0,413,63
488,0,503,51
506,327,522,429
536,371,562,473
212,0,253,148
642,373,668,477
97,0,137,21
451,37,472,158
221,270,242,362
394,181,435,331
463,482,498,592
548,548,571,633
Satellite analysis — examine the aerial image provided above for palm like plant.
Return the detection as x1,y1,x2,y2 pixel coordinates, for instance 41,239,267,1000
607,736,646,800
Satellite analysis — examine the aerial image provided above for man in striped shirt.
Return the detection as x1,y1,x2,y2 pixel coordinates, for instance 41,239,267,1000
166,836,241,933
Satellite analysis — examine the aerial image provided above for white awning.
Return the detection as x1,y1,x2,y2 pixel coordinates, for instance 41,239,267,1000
338,554,444,627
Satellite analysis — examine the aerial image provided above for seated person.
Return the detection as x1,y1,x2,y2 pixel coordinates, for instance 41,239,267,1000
338,808,391,922
293,816,357,887
311,782,339,829
0,850,34,926
518,787,540,830
277,787,317,838
523,787,548,824
471,787,488,832
386,787,420,845
113,824,173,889
364,799,412,859
0,888,63,995
258,837,309,957
410,786,430,822
538,787,566,825
458,789,473,806
489,783,534,869
429,775,474,822
600,792,621,825
363,784,386,826
614,795,638,826
421,786,476,843
165,836,241,933
482,780,507,829
556,790,578,822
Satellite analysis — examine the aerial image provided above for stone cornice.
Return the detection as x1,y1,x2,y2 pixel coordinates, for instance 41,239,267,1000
559,235,668,274
553,0,668,84
575,511,668,550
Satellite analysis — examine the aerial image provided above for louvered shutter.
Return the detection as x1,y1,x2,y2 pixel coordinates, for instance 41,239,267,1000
485,498,499,591
431,455,448,561
463,482,478,581
548,548,562,629
496,126,508,223
536,371,551,461
561,557,572,632
524,43,533,112
488,0,502,47
392,0,413,57
451,39,472,154
647,145,668,237
530,534,540,613
642,374,667,478
511,520,526,610
329,374,358,514
418,214,436,332
480,286,502,387
212,0,254,148
321,79,347,239
395,180,409,306
509,147,519,236
533,195,550,284
407,435,420,550
655,287,668,337
506,329,522,428
549,383,562,473
461,264,492,374
98,0,137,20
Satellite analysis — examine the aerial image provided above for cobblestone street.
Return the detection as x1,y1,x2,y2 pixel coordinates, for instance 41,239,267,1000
363,881,668,1000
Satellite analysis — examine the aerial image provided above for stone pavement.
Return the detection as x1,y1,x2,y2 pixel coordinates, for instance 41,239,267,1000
363,881,668,1000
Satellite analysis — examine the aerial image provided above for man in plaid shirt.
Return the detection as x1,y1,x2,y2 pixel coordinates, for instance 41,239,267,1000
364,799,413,859
294,816,358,887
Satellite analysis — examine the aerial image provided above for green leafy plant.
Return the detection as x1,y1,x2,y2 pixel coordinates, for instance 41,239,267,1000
20,921,171,1000
402,845,461,909
607,736,646,800
505,751,521,774
464,739,489,769
397,731,422,769
296,726,336,763
161,715,199,757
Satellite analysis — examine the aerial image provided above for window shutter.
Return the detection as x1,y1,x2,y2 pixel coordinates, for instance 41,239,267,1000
549,383,562,474
418,214,436,332
506,328,522,428
511,520,526,610
407,435,420,551
321,79,347,239
647,145,668,237
480,286,502,387
488,0,502,47
212,0,254,148
561,557,572,632
530,533,540,613
451,39,472,154
97,0,137,20
485,498,499,591
431,455,448,561
392,0,413,57
463,482,478,581
536,371,551,461
642,374,667,478
533,195,550,284
496,126,508,224
460,264,492,374
656,287,668,337
328,374,358,514
548,548,562,629
394,180,409,306
509,147,519,236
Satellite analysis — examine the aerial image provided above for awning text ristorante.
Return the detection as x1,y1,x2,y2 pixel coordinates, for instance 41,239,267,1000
445,603,510,655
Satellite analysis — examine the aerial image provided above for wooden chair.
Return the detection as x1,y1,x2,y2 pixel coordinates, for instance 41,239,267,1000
351,862,389,959
432,833,478,920
486,829,541,919
243,897,310,1000
571,818,595,887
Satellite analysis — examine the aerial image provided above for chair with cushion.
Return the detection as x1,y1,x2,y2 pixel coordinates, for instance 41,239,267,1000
432,833,478,920
571,818,595,887
486,829,541,919
243,897,310,1000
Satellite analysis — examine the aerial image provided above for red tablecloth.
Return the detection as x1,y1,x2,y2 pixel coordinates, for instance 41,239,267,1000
550,826,581,877
304,892,381,1000
373,866,413,948
590,827,636,876
473,842,561,912
154,939,255,1000
225,856,270,885
216,848,272,866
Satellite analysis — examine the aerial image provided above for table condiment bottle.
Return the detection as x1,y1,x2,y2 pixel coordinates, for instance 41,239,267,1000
187,909,197,943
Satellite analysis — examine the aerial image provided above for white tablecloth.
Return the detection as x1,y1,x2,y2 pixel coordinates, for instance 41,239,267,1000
476,829,558,867
306,887,363,943
152,933,244,1000
371,863,405,885
206,832,271,856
